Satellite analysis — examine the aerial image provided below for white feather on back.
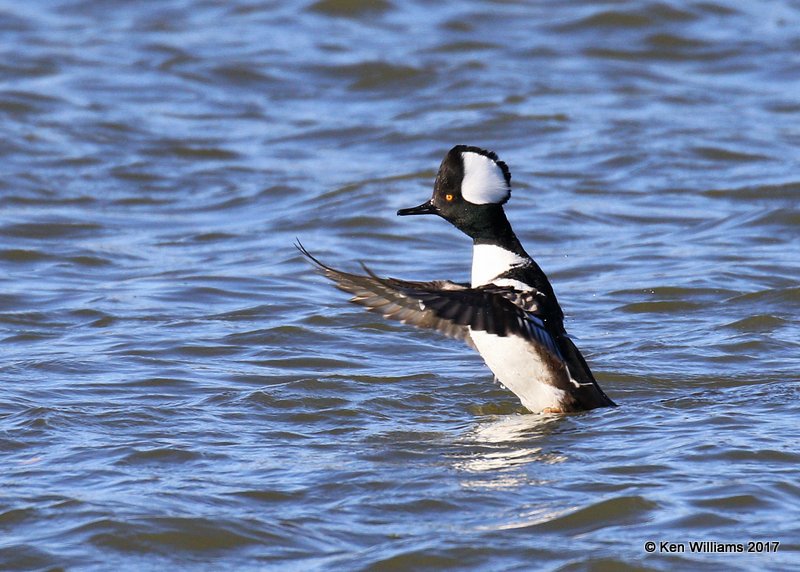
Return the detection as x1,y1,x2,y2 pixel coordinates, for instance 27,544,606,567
460,152,510,205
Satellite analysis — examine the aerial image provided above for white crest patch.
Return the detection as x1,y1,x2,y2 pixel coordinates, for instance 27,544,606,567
460,152,510,205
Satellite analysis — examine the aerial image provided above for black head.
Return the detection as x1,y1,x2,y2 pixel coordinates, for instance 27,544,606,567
398,145,512,241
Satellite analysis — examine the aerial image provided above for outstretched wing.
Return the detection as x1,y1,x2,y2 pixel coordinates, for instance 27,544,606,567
296,242,562,358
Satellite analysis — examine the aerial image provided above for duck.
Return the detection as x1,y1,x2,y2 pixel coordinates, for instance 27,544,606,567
298,145,616,413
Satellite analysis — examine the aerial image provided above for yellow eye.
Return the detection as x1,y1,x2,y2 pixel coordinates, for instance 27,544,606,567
445,194,454,202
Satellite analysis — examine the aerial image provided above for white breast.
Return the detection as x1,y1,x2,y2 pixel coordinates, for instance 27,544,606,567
471,244,527,287
471,244,568,412
469,329,569,413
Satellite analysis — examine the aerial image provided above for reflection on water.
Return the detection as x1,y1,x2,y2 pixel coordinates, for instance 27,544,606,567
479,506,579,532
466,412,561,445
453,415,566,487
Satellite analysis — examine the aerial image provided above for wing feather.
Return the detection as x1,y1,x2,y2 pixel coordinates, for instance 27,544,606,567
296,242,563,359
297,242,475,344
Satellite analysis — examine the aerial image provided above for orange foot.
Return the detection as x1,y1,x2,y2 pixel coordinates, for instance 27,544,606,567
541,407,564,414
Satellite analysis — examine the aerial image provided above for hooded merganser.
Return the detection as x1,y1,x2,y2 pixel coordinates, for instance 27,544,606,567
298,145,616,413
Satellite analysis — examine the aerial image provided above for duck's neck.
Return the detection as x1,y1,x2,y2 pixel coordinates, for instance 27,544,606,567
470,214,533,286
463,207,527,255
